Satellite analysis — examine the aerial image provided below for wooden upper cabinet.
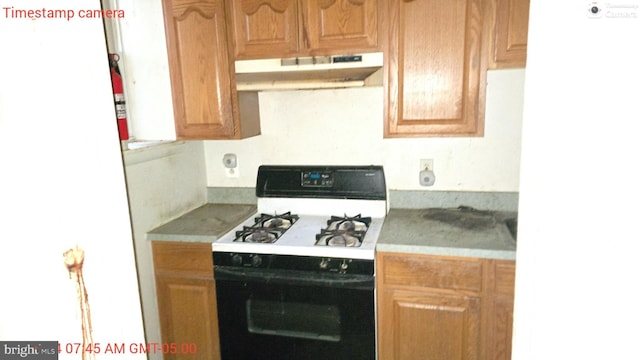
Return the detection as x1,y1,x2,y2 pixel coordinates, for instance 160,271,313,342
162,0,260,139
490,0,529,68
384,0,488,137
228,0,300,59
302,0,379,53
228,0,380,59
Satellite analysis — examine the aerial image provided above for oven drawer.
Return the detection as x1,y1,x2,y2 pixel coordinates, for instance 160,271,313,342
153,241,213,276
378,253,484,292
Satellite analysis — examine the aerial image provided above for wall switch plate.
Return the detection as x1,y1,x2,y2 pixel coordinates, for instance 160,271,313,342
420,159,434,171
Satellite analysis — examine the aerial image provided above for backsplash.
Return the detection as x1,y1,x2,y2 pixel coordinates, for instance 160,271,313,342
203,69,525,192
207,187,518,212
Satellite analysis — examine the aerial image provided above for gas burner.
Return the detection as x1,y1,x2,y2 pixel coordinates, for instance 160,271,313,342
327,214,371,232
234,212,299,243
315,229,366,247
315,214,371,247
236,227,280,243
257,212,298,229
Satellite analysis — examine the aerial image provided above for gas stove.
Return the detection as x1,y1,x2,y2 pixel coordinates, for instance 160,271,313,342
212,165,387,260
213,166,385,359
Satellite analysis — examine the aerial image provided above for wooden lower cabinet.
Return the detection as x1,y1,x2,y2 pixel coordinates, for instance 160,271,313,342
152,241,221,360
376,252,515,360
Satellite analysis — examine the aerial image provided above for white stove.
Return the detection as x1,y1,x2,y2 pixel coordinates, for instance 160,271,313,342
212,165,387,260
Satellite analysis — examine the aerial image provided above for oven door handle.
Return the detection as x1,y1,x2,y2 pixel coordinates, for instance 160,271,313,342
214,266,374,290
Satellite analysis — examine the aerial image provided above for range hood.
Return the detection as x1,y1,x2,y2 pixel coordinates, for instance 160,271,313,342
235,52,383,91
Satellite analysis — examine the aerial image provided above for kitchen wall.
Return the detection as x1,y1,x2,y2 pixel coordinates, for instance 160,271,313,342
204,69,525,192
122,141,207,360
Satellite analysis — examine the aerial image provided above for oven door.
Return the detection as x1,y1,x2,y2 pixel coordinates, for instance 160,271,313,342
214,266,375,360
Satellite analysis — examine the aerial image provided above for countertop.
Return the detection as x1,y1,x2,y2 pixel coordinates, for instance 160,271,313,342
147,203,256,243
377,207,517,260
148,203,517,260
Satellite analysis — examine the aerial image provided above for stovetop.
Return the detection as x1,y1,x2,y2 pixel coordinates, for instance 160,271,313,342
212,165,387,260
213,211,384,260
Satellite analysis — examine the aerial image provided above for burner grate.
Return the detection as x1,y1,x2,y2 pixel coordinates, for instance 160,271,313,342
315,214,371,247
234,212,299,243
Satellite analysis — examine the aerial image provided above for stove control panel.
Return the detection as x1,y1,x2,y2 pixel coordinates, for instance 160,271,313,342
214,253,374,276
301,170,334,187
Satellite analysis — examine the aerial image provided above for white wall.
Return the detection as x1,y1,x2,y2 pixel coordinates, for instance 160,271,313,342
0,0,145,356
513,1,640,359
204,69,524,192
122,141,207,360
103,0,176,140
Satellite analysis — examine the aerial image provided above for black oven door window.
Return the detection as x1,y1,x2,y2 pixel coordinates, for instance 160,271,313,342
215,278,374,360
247,299,342,342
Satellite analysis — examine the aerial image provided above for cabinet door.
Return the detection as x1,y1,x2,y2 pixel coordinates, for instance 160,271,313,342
153,241,221,360
162,0,238,139
384,0,488,137
491,0,529,68
302,0,379,53
155,274,220,360
228,0,299,59
378,288,482,360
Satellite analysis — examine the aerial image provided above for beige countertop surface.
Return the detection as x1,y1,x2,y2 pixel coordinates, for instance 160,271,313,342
147,203,256,243
377,207,517,260
148,204,517,260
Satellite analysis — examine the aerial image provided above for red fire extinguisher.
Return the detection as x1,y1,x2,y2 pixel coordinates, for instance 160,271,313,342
108,53,129,140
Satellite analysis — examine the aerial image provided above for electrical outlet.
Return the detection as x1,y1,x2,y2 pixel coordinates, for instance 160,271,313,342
225,167,239,178
420,159,434,171
222,153,239,178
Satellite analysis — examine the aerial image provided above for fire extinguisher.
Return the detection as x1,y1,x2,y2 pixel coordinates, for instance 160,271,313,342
108,53,129,140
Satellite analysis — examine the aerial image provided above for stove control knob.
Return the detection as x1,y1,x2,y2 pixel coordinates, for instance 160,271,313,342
251,255,263,267
319,259,330,270
340,261,349,271
231,254,243,266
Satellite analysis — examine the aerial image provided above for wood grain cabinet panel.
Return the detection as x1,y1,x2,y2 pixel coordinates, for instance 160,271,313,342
380,254,483,292
162,0,260,139
228,0,300,59
228,0,380,59
490,0,529,68
377,252,515,360
383,0,488,137
302,0,379,53
152,241,221,360
379,288,482,360
486,260,516,360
